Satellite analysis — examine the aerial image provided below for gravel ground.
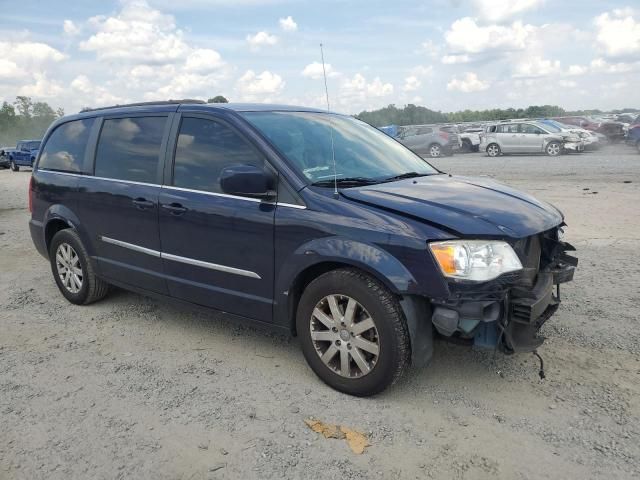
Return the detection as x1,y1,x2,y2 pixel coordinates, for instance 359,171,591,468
1,145,639,480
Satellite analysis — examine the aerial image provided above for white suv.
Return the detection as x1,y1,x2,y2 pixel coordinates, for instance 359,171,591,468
480,121,584,157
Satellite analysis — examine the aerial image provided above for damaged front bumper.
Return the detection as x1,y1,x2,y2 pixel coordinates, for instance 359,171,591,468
430,229,578,353
563,141,585,152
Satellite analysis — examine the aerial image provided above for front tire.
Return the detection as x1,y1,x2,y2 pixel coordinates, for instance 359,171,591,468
10,160,19,172
49,229,109,305
546,141,561,156
297,268,411,396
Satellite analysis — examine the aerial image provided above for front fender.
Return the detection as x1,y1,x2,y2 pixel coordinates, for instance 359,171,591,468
279,236,421,297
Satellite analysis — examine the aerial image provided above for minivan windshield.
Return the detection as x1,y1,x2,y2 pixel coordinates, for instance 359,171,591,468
242,111,438,185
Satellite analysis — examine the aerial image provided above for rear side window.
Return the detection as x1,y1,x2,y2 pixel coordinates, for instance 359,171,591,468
95,116,166,183
172,117,264,194
39,118,94,172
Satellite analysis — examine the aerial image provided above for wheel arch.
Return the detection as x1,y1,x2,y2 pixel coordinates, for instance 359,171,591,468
277,237,422,335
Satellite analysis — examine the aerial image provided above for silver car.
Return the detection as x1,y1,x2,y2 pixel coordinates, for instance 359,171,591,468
480,121,584,157
396,125,460,158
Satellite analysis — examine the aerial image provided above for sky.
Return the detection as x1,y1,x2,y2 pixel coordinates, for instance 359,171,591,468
0,0,639,115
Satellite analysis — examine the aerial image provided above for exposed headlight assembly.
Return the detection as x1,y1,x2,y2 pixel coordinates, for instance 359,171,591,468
429,240,523,282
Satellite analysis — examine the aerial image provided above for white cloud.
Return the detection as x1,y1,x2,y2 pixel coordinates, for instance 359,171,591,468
80,0,190,63
184,48,224,73
0,40,65,66
63,19,81,36
445,17,535,54
410,65,433,77
590,57,640,74
441,54,471,64
594,9,640,57
279,16,297,32
0,59,21,81
558,79,577,88
246,31,278,50
566,64,588,76
421,40,440,57
236,70,285,101
70,74,126,106
446,72,490,92
18,73,63,98
471,0,544,23
342,74,394,98
301,62,339,79
513,56,561,78
403,75,421,92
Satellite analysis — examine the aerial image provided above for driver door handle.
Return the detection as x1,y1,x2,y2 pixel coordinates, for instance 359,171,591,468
162,203,188,215
132,198,155,209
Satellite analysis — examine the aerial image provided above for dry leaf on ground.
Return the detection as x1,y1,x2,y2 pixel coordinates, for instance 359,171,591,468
304,419,370,454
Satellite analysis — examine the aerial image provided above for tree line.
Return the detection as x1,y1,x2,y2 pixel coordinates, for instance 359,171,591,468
355,104,621,127
0,96,64,147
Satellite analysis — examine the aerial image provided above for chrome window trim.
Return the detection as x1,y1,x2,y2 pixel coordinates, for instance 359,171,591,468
277,202,307,210
37,169,308,208
162,185,263,203
99,236,261,279
100,236,161,258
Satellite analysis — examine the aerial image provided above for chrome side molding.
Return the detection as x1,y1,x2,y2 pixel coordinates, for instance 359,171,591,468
99,236,261,279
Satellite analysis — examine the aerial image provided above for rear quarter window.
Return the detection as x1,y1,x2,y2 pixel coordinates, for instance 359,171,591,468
39,118,94,172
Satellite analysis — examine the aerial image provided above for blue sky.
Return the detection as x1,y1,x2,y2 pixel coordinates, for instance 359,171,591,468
0,0,638,114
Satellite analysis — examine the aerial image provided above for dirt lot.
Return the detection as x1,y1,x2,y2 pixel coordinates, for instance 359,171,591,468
1,145,639,480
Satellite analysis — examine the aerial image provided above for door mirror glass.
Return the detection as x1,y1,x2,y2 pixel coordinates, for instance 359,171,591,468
220,164,275,200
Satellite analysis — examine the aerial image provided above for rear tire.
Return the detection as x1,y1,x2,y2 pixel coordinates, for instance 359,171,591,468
49,229,109,305
10,160,19,172
428,143,442,158
486,143,501,157
297,268,411,396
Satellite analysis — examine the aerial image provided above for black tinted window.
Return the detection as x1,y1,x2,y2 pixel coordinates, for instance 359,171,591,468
173,117,264,193
39,119,94,172
95,117,166,183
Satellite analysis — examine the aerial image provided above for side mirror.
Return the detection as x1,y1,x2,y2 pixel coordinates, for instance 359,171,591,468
220,164,276,200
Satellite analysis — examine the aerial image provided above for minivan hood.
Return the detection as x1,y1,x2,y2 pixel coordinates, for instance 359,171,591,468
340,174,563,238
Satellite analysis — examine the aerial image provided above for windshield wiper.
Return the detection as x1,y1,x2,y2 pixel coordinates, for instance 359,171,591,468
311,177,379,187
381,172,431,182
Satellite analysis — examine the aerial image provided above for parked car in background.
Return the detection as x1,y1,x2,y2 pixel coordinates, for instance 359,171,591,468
481,121,583,157
458,127,482,152
537,119,601,151
28,101,576,396
627,125,640,153
0,147,11,169
553,116,626,143
7,139,41,171
396,124,460,158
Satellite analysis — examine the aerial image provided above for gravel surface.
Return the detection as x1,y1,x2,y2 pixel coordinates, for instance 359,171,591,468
1,145,639,479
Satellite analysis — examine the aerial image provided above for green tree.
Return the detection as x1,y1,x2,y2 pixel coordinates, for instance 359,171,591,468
207,95,229,103
14,96,34,118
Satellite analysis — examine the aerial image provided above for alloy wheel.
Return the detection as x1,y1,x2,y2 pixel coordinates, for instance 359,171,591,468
309,294,380,378
55,243,83,293
487,144,499,157
547,142,561,156
430,145,441,157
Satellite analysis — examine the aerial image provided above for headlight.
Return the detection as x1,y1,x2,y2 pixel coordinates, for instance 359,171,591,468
429,240,522,282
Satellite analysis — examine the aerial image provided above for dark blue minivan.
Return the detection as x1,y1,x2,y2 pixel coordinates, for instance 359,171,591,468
29,101,576,396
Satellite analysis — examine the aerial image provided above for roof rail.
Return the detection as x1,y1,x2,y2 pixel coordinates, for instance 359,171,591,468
82,99,206,112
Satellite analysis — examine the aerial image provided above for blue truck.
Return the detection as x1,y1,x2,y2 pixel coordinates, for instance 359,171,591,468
6,139,41,171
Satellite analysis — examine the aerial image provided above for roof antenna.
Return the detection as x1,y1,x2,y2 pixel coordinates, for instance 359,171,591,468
320,43,338,198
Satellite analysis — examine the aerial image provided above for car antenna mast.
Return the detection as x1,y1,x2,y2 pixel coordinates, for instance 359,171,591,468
320,43,338,198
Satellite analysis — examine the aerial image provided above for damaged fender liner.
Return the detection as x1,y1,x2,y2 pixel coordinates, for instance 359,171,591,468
430,234,578,353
